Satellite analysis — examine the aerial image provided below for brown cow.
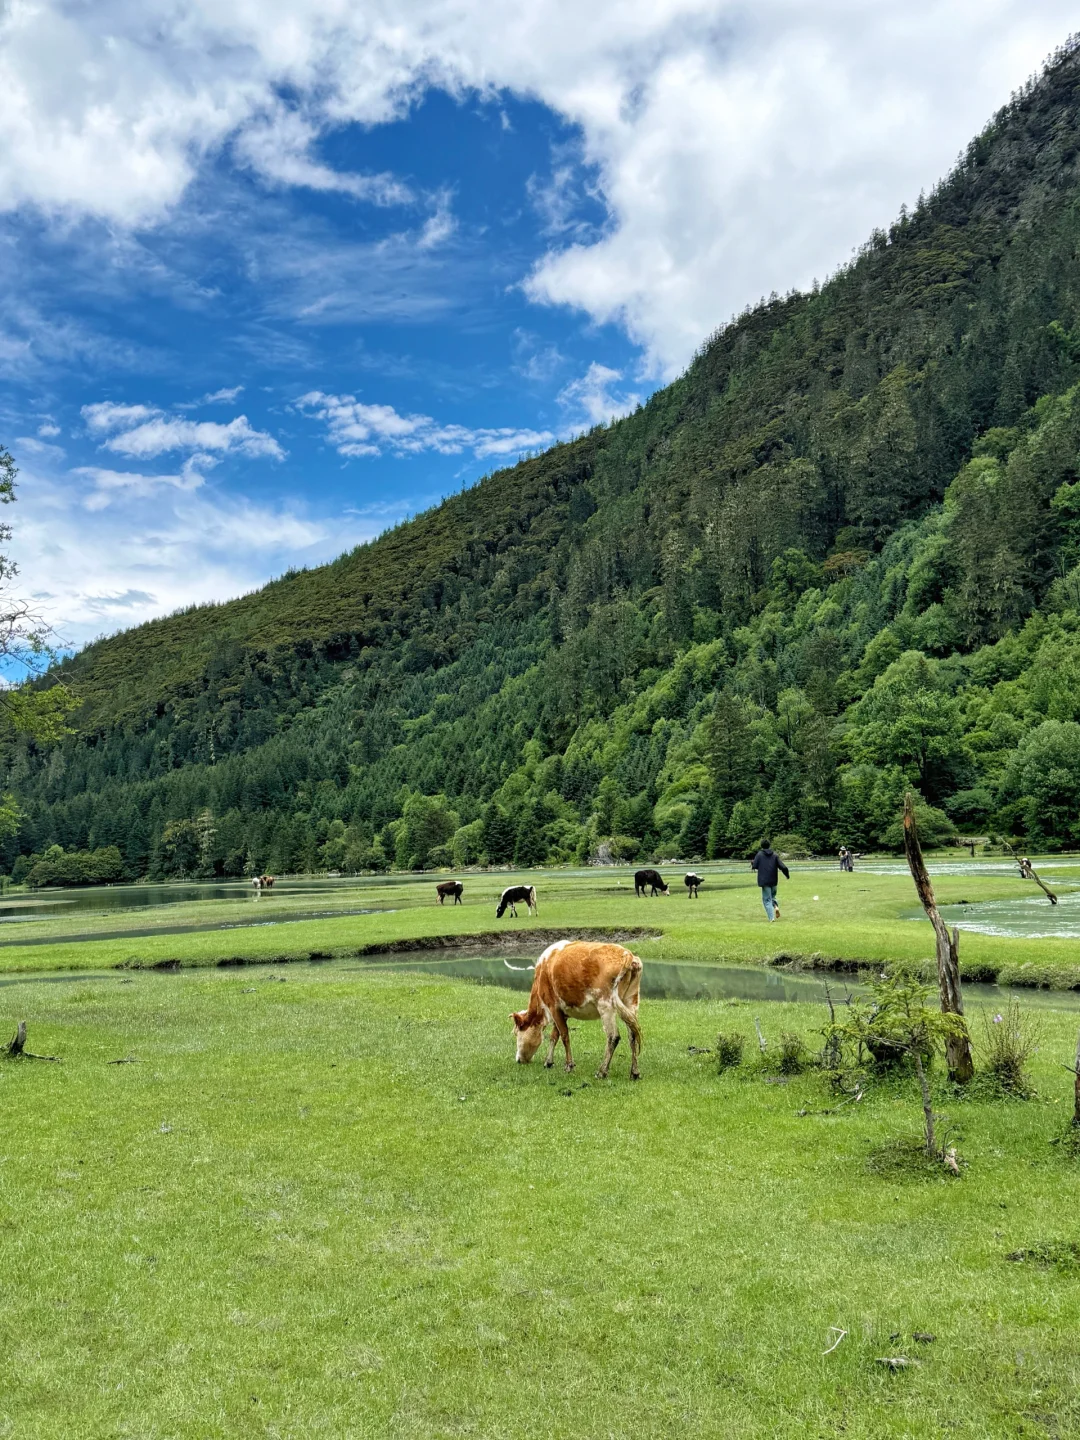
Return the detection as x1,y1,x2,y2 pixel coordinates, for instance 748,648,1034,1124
510,939,642,1080
436,880,464,905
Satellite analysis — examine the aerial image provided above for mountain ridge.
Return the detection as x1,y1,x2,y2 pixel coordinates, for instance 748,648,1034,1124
11,35,1080,880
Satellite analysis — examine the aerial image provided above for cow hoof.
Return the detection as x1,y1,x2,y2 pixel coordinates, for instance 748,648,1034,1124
630,1071,641,1081
543,1060,554,1069
564,1063,575,1073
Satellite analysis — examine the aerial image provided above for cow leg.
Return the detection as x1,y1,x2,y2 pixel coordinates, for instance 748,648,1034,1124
551,1010,574,1071
613,990,642,1080
595,1003,621,1079
543,1024,560,1068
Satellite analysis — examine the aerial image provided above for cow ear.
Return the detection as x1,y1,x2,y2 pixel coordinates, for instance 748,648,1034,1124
511,1011,525,1029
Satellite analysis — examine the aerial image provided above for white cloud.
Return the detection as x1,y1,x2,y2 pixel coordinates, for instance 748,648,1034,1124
199,386,244,405
74,458,206,511
0,2,1077,376
82,402,159,434
81,401,284,460
233,104,414,205
36,422,60,438
299,391,554,459
12,461,383,649
558,362,641,426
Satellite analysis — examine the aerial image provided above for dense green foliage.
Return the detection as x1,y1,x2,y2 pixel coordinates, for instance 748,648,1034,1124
11,41,1080,878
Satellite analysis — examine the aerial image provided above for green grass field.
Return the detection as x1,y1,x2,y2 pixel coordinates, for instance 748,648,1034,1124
5,862,1080,1436
3,961,1080,1438
2,860,1080,989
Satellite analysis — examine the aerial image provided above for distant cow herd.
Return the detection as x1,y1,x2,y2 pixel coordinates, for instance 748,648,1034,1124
436,868,703,911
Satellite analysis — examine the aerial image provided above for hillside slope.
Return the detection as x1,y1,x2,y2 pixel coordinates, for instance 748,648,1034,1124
10,37,1080,881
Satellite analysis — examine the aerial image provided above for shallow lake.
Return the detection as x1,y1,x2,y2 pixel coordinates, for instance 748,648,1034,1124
5,953,1079,1010
935,888,1080,940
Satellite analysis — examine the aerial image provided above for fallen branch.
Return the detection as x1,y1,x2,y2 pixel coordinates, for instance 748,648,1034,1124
1003,841,1058,905
823,1327,847,1355
753,1017,767,1053
3,1021,60,1062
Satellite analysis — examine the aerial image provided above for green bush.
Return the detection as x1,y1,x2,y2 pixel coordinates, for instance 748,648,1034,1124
778,1031,808,1075
715,1032,745,1071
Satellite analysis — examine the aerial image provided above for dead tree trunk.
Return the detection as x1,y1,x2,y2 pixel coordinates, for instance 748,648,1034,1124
3,1021,59,1061
903,794,974,1083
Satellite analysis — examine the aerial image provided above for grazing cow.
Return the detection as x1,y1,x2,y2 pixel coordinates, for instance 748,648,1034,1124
496,884,537,918
634,868,669,897
436,880,464,905
684,872,703,899
509,939,642,1079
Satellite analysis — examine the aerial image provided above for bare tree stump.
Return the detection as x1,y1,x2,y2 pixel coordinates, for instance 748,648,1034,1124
903,794,974,1083
3,1021,59,1061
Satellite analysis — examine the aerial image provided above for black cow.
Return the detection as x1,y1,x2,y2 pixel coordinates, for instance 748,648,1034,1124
496,884,538,918
436,880,464,905
634,868,669,897
684,872,703,899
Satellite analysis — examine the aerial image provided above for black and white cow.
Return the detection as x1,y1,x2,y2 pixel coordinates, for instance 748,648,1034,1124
496,884,538,918
684,872,703,899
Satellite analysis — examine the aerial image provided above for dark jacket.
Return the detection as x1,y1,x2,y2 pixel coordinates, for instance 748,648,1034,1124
750,848,789,888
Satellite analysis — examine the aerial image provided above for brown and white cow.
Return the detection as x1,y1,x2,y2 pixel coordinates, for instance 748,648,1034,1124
510,940,642,1080
436,880,464,905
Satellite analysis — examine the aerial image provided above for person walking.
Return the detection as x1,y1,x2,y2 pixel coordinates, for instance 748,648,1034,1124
750,838,790,921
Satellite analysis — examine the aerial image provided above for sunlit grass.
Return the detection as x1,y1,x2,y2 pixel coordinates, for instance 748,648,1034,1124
2,964,1080,1436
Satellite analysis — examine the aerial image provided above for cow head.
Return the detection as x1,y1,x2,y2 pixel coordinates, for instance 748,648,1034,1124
511,1010,544,1063
496,899,507,918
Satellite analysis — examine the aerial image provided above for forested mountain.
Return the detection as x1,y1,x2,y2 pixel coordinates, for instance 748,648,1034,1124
11,38,1080,884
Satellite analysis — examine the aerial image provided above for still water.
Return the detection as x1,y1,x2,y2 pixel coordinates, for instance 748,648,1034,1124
5,953,1079,1010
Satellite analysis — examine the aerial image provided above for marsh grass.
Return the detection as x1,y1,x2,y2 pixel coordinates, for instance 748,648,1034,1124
715,1030,745,1069
980,997,1041,1097
2,968,1080,1436
5,862,1080,991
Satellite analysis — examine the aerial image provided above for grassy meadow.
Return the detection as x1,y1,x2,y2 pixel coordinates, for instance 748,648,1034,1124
4,860,1080,1436
1,858,1080,989
3,960,1080,1438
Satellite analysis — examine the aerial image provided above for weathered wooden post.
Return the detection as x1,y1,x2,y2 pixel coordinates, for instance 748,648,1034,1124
902,793,974,1083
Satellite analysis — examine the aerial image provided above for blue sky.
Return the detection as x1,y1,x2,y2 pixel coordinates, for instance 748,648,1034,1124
1,0,1076,651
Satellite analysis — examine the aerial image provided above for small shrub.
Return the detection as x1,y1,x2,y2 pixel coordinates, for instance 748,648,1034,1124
1006,1240,1080,1270
981,998,1040,1097
867,1136,963,1180
771,832,810,860
778,1031,807,1075
715,1031,745,1071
